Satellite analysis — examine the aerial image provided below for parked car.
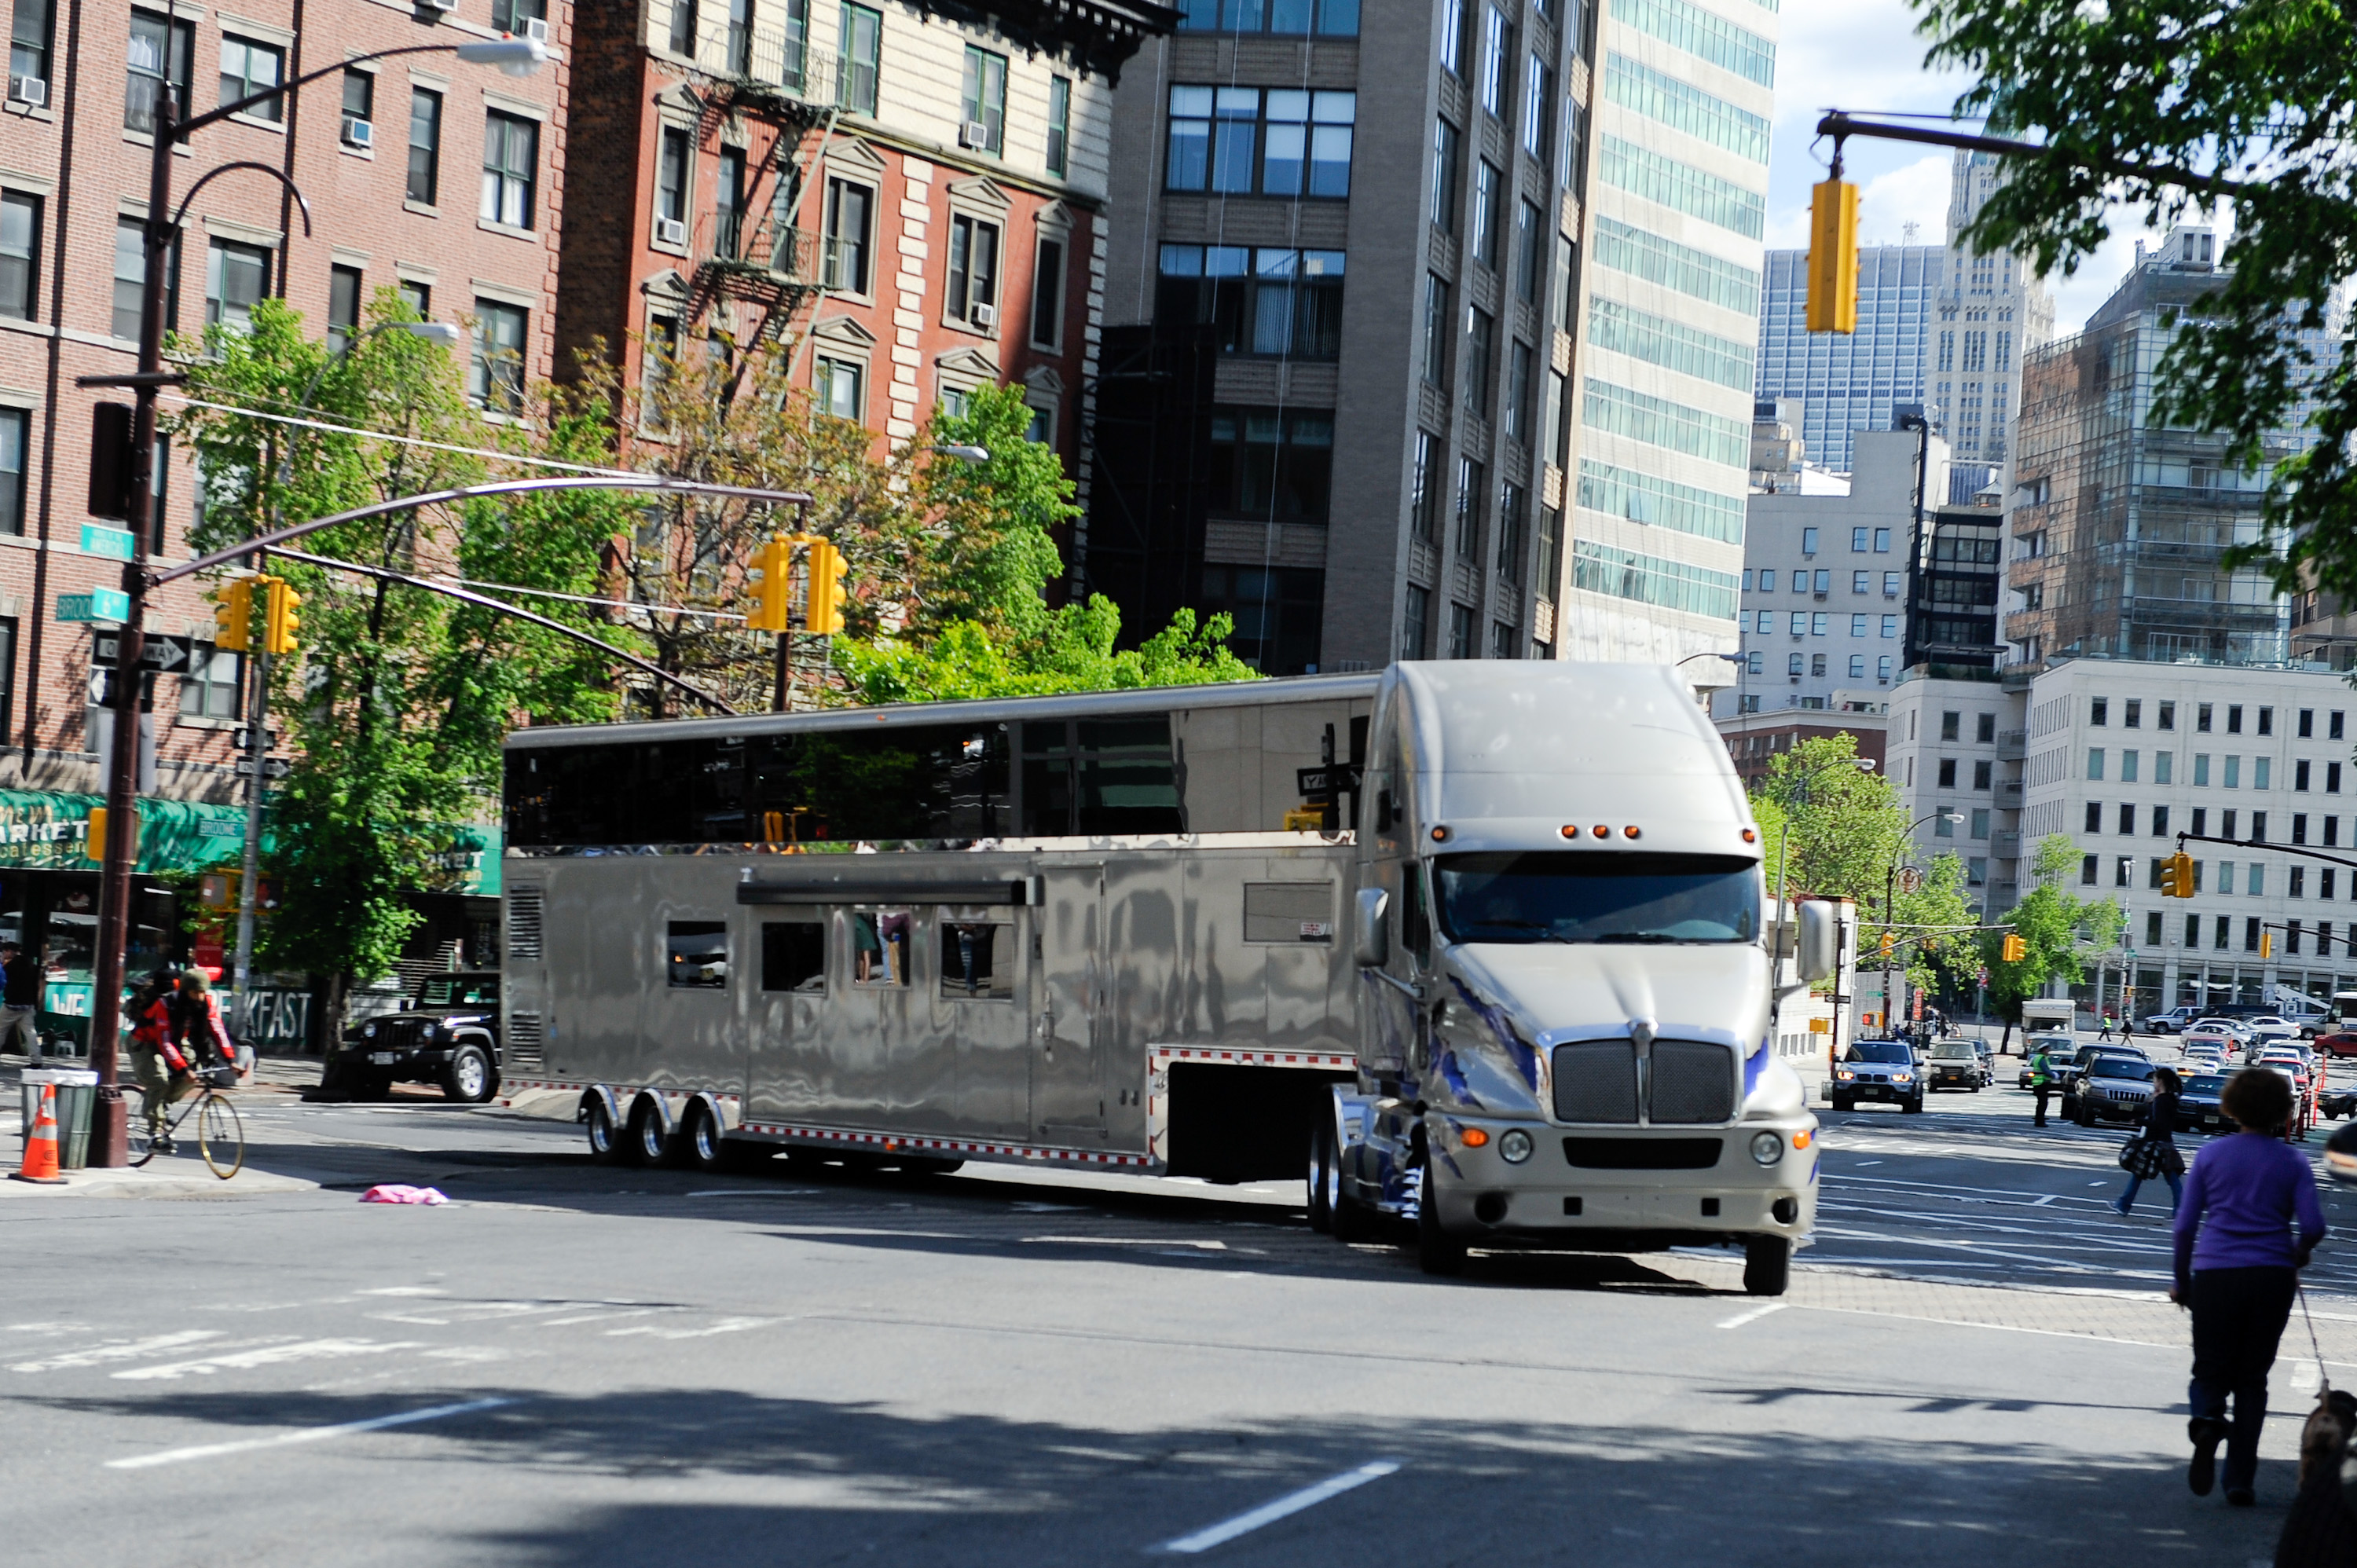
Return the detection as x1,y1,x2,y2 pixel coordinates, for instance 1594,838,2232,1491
2072,1055,2159,1127
2177,1072,2231,1134
320,970,504,1102
2247,1016,2304,1046
2144,1005,2201,1035
2182,1019,2249,1055
2319,1031,2357,1061
2256,1052,2320,1138
1832,1039,1924,1113
2179,1042,2227,1072
1925,1039,1990,1092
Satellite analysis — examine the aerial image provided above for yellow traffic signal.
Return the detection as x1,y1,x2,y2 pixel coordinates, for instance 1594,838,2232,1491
2160,851,2196,898
806,537,849,636
1879,932,1896,958
743,536,792,633
2262,931,2276,961
1805,177,1860,334
214,575,256,652
262,576,301,655
2000,932,2026,962
85,804,136,861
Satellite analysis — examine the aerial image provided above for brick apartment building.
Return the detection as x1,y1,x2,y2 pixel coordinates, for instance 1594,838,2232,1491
553,0,1169,535
0,0,566,1023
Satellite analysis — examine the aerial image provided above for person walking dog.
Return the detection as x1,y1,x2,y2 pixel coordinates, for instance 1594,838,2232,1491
2174,1067,2326,1506
2114,1067,2185,1214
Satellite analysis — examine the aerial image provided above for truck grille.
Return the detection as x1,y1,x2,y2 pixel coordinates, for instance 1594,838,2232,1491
1563,1137,1723,1170
1550,1039,1736,1125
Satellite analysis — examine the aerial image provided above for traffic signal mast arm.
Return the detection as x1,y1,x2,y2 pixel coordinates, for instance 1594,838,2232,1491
2172,831,2357,875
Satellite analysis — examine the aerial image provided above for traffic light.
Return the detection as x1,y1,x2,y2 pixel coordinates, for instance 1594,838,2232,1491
2160,851,2196,898
214,575,257,652
806,537,849,636
1805,177,1860,334
743,536,793,633
262,576,301,654
2000,932,2027,962
1879,931,1896,958
2262,931,2277,960
86,804,136,861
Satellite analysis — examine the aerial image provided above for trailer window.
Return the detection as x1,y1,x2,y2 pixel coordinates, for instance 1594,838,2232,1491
760,921,826,992
851,910,911,987
940,920,1014,998
1432,852,1758,944
666,921,729,988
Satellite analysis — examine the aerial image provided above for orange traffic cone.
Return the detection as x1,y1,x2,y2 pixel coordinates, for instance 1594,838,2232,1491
12,1083,66,1184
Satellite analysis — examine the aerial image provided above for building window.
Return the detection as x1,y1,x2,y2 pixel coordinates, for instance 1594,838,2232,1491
179,645,242,720
726,0,753,74
945,212,1000,329
1175,0,1358,35
481,112,538,229
493,0,546,27
1453,456,1483,559
1441,0,1464,73
111,220,176,342
714,146,746,258
1504,339,1534,443
204,239,271,333
10,0,52,89
1166,86,1353,196
1479,3,1509,119
1154,245,1343,359
0,191,35,321
218,35,282,120
335,69,376,151
125,9,192,135
1521,53,1552,159
1030,236,1064,350
1046,75,1071,176
469,299,527,412
1197,565,1325,673
1204,409,1334,521
814,356,863,421
1421,273,1450,385
959,46,1006,154
407,88,442,205
1514,198,1544,305
1536,505,1563,599
1495,482,1525,582
1430,117,1460,231
1402,584,1430,660
838,3,881,114
670,0,699,54
1410,430,1439,542
1472,159,1501,268
399,277,431,318
816,179,873,296
0,408,24,537
1877,654,1892,680
1463,306,1494,414
1449,601,1476,658
656,126,691,239
327,264,362,354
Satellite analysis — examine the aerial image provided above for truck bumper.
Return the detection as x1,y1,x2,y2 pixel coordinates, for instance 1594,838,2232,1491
1424,1117,1819,1244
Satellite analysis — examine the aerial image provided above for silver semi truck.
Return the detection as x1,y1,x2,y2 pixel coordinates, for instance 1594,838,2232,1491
499,661,1824,1292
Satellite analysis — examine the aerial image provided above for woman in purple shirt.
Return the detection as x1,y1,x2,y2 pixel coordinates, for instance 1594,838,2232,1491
2172,1068,2327,1505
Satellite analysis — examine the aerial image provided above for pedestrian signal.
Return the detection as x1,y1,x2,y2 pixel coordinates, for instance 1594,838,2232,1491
262,576,301,654
214,575,257,652
2160,851,2196,898
1806,178,1860,334
2000,932,2026,962
807,538,849,636
744,536,792,633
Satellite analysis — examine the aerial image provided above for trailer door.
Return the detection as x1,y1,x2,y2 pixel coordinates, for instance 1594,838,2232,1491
1032,865,1106,1145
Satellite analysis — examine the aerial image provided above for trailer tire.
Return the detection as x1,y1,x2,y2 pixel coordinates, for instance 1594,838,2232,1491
1743,1235,1791,1296
624,1098,669,1167
1305,1117,1335,1234
680,1102,727,1174
585,1097,623,1163
1416,1166,1468,1277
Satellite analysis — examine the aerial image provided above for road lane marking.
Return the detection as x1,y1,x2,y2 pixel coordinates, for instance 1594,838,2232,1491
115,1339,425,1381
604,1317,775,1339
104,1397,516,1471
10,1331,225,1373
1155,1460,1403,1554
2033,1195,2059,1206
1717,1302,1787,1329
685,1189,821,1198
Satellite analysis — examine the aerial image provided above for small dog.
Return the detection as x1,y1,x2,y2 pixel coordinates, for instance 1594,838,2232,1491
2277,1387,2357,1566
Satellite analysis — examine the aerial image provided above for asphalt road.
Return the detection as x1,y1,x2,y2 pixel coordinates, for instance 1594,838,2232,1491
5,1056,2352,1567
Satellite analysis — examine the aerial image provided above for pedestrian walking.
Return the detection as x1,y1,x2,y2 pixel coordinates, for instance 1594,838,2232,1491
2174,1067,2327,1506
2114,1067,2185,1214
2030,1040,2056,1127
2100,1012,2115,1042
0,940,41,1061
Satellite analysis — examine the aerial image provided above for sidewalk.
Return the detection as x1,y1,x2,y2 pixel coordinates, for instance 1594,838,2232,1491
0,1053,325,1197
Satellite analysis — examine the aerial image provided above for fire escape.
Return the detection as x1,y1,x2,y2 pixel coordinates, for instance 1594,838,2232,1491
677,36,843,352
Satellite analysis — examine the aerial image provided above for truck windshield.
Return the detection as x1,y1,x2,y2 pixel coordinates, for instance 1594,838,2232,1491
1431,852,1758,944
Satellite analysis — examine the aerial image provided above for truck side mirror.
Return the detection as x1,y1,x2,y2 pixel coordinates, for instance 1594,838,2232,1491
1354,887,1390,968
1796,900,1838,984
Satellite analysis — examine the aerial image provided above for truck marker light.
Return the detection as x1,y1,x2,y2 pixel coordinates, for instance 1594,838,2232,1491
1460,1127,1489,1148
1622,826,1640,839
1560,825,1580,839
1431,826,1450,842
1741,828,1758,843
1790,1127,1813,1149
1591,825,1609,839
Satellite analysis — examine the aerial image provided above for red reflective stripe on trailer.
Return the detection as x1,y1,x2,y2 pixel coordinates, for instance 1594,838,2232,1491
735,1121,1153,1169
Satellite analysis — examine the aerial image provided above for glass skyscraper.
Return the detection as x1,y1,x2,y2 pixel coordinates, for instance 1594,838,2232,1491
1754,245,1939,475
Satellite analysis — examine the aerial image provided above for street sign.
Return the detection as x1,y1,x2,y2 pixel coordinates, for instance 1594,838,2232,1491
91,631,194,671
229,726,280,751
1295,764,1362,800
81,523,137,561
234,758,291,779
57,588,131,624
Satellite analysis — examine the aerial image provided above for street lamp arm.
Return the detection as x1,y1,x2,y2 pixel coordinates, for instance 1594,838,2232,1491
153,475,816,588
269,547,737,716
181,42,522,142
169,162,313,240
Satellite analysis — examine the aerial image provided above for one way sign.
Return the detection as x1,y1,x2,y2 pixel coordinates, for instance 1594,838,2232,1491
91,631,197,672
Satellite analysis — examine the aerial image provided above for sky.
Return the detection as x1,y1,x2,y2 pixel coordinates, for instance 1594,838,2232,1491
1760,0,2159,336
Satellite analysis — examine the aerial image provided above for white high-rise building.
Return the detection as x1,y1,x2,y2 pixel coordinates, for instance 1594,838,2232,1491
1933,151,2056,496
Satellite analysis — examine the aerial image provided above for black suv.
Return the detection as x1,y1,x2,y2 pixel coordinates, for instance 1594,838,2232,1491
321,973,503,1102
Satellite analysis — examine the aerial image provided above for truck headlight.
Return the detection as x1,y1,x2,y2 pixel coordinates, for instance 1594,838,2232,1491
1750,1131,1783,1166
1498,1129,1534,1164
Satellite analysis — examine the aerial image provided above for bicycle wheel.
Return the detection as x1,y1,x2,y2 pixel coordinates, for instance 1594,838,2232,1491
122,1087,156,1167
196,1094,244,1180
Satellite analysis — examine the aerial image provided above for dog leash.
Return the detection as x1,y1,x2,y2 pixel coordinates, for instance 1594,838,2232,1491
2298,1276,2332,1397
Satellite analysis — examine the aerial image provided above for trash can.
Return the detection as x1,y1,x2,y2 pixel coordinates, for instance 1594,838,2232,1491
22,1068,98,1171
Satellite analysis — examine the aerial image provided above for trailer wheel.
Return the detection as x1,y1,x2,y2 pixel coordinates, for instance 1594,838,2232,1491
680,1102,727,1174
1416,1166,1468,1277
585,1097,622,1163
1305,1117,1335,1234
624,1099,669,1167
1743,1235,1791,1296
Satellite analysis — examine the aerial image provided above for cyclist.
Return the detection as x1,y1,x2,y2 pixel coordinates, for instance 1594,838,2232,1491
127,969,185,1145
171,971,236,1076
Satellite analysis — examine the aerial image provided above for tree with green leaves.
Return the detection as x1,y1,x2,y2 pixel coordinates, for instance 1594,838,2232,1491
1915,0,2357,602
1981,834,2124,1050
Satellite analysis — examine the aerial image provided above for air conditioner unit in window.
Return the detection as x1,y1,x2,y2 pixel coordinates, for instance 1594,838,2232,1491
343,117,374,148
8,75,46,108
522,16,550,42
970,302,997,329
654,217,687,247
959,119,991,150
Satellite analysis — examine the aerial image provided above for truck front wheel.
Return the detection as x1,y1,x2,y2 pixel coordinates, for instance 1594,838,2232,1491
1305,1117,1335,1234
1743,1235,1791,1296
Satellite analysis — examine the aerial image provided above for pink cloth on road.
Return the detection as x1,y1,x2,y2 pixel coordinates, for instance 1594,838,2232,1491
359,1184,449,1205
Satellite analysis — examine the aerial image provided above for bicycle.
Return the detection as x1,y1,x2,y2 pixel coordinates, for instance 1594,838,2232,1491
123,1062,245,1178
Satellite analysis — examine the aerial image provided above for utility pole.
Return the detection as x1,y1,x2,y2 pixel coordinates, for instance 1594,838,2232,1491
229,634,271,1036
